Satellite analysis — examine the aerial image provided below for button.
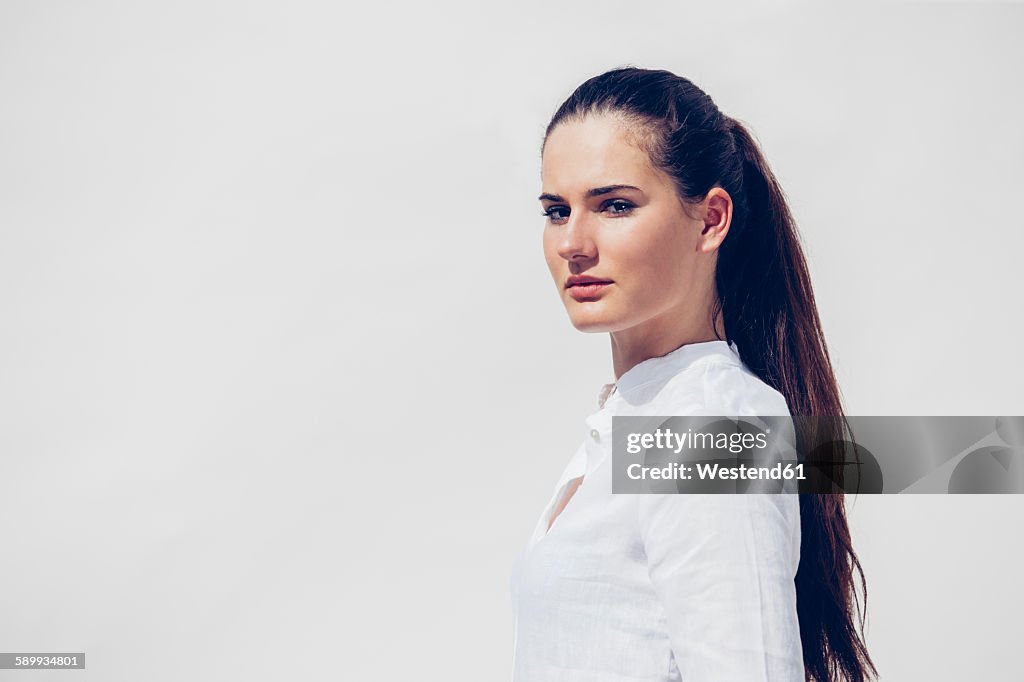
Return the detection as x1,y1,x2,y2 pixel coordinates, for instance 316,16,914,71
590,428,601,442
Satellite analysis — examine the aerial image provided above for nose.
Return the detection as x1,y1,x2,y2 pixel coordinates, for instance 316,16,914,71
555,211,598,263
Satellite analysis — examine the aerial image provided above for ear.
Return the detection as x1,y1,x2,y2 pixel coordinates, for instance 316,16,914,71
698,187,732,253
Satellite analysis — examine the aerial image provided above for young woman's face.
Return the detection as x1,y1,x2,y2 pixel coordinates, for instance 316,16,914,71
540,113,720,335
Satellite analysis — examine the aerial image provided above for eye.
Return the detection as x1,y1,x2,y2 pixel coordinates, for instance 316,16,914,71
542,206,570,223
603,199,635,215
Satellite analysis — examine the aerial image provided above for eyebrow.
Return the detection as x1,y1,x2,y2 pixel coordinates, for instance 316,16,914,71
537,184,642,202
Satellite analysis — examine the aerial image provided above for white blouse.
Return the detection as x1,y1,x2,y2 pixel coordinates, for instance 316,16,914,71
509,340,804,681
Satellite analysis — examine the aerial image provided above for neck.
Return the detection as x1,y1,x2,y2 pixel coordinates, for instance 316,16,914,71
609,308,725,381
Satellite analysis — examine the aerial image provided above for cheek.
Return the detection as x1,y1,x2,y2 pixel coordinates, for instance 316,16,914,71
615,246,698,318
610,225,693,287
650,243,695,284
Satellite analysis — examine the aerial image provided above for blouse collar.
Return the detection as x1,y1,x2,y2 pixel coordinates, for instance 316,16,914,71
597,339,742,408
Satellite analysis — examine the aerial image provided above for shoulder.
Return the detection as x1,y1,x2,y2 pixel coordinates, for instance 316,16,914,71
659,355,791,417
631,354,802,578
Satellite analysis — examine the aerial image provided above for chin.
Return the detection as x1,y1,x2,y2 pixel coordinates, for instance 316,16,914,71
566,309,620,333
570,321,612,333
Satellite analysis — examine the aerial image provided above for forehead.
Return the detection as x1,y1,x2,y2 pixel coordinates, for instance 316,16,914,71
541,114,664,193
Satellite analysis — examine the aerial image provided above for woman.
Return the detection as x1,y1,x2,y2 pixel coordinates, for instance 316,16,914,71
509,67,876,682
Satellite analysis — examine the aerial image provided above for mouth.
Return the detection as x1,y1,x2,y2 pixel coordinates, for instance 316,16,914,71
565,275,614,288
566,280,613,300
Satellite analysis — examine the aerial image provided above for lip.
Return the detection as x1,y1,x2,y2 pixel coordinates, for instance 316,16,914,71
565,274,614,288
565,275,614,301
567,282,611,300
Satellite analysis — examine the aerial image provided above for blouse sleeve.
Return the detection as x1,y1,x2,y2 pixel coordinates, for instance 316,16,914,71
635,490,805,681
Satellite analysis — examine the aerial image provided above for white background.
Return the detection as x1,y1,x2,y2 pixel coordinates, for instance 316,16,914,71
1,1,1022,680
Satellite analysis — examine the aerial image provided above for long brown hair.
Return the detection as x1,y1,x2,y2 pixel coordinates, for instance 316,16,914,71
542,67,877,682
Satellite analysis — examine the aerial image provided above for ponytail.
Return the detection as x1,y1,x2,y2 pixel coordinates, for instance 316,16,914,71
721,117,877,682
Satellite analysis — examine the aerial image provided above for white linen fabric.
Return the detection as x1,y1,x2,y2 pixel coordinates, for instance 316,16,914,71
509,339,805,681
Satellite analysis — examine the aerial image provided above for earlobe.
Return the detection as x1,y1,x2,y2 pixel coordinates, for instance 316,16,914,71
697,229,725,254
